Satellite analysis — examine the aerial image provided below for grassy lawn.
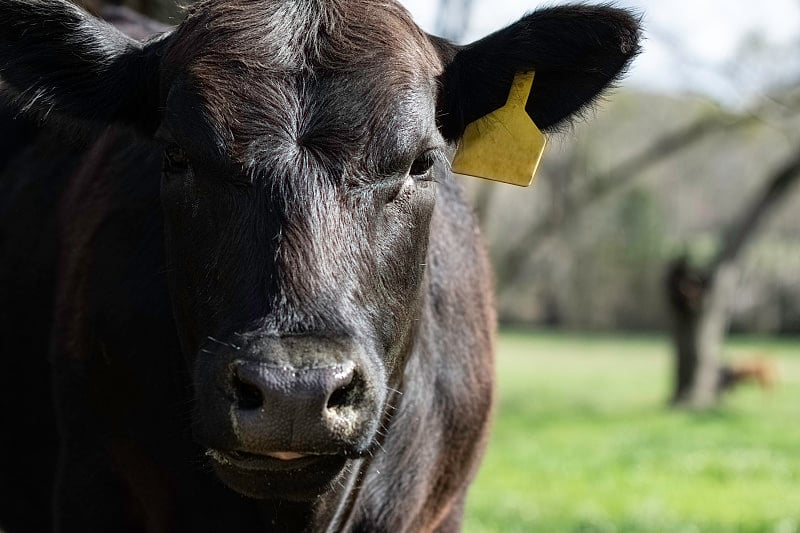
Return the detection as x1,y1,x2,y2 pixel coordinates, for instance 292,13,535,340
464,330,800,533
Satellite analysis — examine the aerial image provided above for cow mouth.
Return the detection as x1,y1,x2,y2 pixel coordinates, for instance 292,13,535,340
207,448,350,500
207,449,325,471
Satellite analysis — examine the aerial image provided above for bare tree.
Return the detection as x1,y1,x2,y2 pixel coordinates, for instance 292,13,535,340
475,80,800,408
667,148,800,408
488,94,800,295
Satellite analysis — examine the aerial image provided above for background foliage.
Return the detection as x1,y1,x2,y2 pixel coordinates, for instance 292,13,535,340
466,89,800,333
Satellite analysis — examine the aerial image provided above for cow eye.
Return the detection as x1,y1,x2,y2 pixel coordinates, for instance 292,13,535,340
163,144,190,173
409,150,436,178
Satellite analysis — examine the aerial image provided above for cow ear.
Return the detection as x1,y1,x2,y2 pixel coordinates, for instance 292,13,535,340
436,5,642,141
0,0,165,135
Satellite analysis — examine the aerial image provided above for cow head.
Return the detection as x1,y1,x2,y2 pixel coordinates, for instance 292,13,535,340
0,0,639,500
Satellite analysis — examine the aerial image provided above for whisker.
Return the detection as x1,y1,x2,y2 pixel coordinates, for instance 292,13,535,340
207,336,240,350
374,440,387,454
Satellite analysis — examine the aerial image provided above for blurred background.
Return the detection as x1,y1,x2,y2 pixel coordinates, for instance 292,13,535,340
403,2,800,529
407,3,800,529
85,0,800,529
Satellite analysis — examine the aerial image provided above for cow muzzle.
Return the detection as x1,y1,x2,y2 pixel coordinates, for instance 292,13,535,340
229,358,362,451
194,335,384,498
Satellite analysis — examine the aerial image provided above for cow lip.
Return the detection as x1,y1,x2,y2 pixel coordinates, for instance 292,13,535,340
207,449,331,472
209,448,351,500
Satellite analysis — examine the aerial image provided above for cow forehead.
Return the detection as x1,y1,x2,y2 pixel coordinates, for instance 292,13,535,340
164,0,442,169
167,0,441,81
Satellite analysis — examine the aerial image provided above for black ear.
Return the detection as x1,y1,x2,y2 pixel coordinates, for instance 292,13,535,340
436,5,642,141
0,0,166,134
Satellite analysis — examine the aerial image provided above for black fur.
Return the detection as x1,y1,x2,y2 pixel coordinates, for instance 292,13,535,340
0,1,640,531
0,0,165,132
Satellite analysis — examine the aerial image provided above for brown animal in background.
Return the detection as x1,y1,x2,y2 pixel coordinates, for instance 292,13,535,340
719,356,777,392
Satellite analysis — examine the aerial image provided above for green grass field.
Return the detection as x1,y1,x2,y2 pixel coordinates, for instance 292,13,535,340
464,331,800,533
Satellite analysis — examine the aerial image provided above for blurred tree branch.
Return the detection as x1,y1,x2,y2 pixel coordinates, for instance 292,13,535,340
489,91,800,293
711,150,800,272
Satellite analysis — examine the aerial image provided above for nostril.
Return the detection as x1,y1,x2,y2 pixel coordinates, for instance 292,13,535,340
326,370,362,410
232,374,264,410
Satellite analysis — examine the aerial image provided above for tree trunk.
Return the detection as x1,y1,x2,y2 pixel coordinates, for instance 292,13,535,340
667,150,800,408
667,258,738,407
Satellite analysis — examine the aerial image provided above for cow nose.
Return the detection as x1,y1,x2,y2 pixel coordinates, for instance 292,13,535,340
232,360,356,411
228,359,361,451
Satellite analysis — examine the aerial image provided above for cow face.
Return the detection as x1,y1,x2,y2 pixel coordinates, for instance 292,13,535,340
0,0,640,500
155,2,444,498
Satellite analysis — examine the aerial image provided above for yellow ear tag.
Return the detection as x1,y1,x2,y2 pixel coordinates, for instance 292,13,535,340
451,71,546,187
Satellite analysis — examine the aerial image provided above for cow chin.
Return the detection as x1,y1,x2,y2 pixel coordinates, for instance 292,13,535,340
201,415,378,500
198,402,380,500
209,452,352,500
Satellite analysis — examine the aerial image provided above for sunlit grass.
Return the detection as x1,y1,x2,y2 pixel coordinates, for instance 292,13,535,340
464,330,800,532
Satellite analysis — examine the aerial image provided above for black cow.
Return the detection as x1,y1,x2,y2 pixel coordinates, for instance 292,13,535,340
0,1,640,531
